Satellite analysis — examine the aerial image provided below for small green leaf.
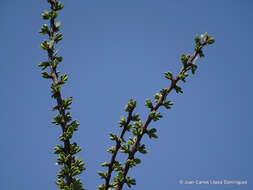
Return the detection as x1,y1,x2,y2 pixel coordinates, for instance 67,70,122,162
179,72,189,82
146,128,158,139
107,146,116,154
180,54,188,66
50,11,58,19
145,99,153,109
160,88,168,96
163,100,173,109
101,162,110,167
39,24,49,34
55,2,64,11
54,33,63,43
174,85,183,94
119,116,126,126
149,110,163,121
207,37,215,45
191,64,198,74
41,71,51,79
55,21,61,28
40,40,49,50
38,61,49,70
164,72,173,80
199,50,204,57
200,32,208,41
109,133,118,141
42,10,50,20
194,35,200,45
59,74,68,84
98,171,106,179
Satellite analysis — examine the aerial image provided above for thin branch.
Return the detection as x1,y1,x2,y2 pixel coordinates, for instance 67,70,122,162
115,39,209,190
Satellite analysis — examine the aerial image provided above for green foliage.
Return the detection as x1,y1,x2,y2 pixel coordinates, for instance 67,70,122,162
39,2,215,189
149,110,163,121
164,71,173,80
39,1,85,190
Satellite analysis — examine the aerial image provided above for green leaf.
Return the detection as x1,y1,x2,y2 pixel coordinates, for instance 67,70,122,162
200,32,208,41
119,116,126,127
112,161,122,171
154,93,160,102
62,97,72,110
55,1,64,11
132,113,140,121
109,132,118,141
125,176,136,188
59,74,68,85
42,10,50,20
50,11,58,19
207,37,215,45
160,88,168,96
194,35,200,45
54,145,64,154
40,40,49,50
98,171,106,179
55,21,61,28
120,144,130,154
180,54,188,66
70,142,81,155
101,162,110,167
179,72,189,82
145,99,153,109
137,144,148,154
199,50,204,57
107,146,116,154
174,85,183,94
146,128,158,139
39,24,49,34
41,71,51,79
149,110,163,121
54,33,63,43
54,56,63,68
38,61,49,70
164,72,173,80
191,64,198,74
124,99,136,112
163,100,173,109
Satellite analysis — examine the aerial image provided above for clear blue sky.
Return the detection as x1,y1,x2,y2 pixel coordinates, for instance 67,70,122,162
1,0,252,189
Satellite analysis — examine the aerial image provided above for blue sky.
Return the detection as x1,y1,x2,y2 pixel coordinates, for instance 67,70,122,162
1,0,252,189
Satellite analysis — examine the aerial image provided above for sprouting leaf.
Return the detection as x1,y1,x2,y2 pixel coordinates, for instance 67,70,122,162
145,99,153,109
149,110,163,121
207,37,215,45
55,21,61,28
39,24,49,34
174,85,183,94
38,61,49,70
163,100,173,109
191,64,198,74
55,2,64,11
98,171,106,179
180,54,188,66
54,33,63,43
40,40,49,50
200,32,208,41
164,72,173,80
42,10,50,20
41,71,51,79
50,11,58,19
